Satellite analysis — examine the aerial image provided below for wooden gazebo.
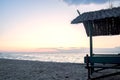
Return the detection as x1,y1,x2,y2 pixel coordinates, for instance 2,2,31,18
71,7,120,79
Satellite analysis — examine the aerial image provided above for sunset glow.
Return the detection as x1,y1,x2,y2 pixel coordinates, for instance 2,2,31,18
0,0,120,52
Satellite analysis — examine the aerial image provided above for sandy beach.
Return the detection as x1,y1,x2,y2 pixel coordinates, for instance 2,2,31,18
0,59,120,80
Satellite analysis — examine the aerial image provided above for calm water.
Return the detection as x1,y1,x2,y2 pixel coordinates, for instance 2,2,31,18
0,52,87,63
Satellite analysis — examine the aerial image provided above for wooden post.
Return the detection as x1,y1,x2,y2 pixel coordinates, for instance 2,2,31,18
83,21,93,57
88,21,93,57
88,21,94,74
86,54,91,79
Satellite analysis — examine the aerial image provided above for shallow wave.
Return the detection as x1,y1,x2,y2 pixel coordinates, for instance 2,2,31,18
0,52,87,63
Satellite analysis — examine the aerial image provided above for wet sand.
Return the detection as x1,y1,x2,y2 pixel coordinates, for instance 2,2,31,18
0,59,120,80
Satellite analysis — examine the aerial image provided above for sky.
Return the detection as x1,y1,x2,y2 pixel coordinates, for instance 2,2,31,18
0,0,120,52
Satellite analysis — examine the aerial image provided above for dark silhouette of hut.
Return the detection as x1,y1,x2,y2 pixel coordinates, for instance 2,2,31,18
71,7,120,79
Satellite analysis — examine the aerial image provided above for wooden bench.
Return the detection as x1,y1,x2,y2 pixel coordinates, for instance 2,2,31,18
84,54,120,79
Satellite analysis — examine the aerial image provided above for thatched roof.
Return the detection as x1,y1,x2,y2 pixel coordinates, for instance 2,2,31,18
71,7,120,36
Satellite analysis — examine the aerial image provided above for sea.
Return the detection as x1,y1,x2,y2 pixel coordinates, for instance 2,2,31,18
0,52,87,63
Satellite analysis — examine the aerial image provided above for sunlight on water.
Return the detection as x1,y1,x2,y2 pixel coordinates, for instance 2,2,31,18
0,52,87,63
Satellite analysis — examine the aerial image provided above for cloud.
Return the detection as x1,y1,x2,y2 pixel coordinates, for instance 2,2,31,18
63,0,108,5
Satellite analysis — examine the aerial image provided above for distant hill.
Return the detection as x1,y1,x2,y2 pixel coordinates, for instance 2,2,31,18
33,47,120,54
